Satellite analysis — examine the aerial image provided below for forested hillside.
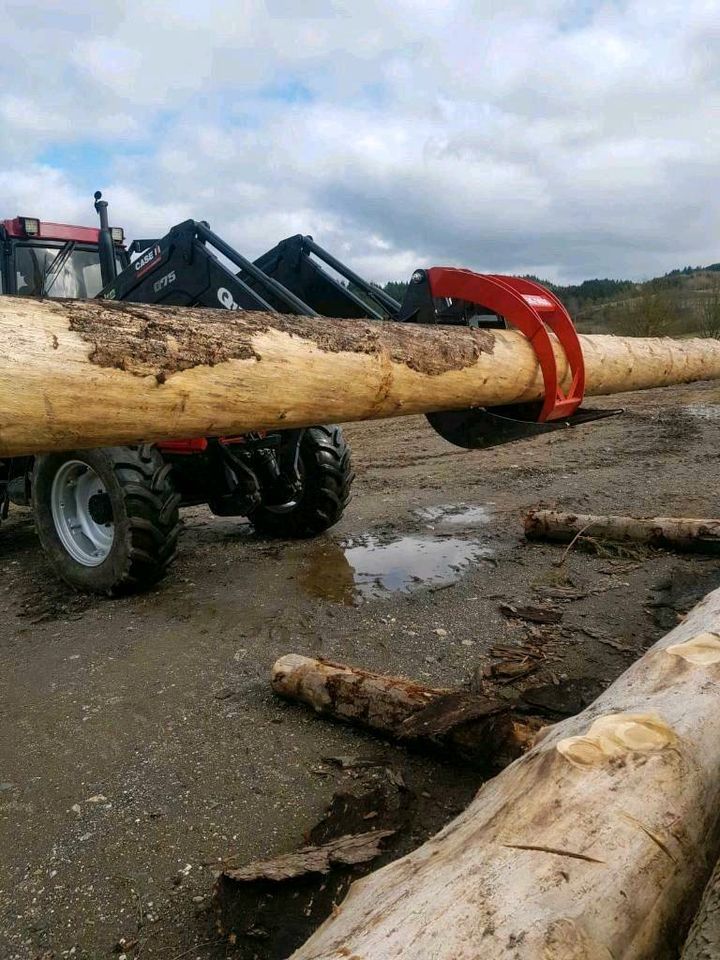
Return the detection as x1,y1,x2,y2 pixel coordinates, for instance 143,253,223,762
379,264,720,337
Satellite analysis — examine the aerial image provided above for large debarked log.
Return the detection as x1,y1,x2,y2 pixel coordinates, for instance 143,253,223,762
2,296,720,456
289,591,720,959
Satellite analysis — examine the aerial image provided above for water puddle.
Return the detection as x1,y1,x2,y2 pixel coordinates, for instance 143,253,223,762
414,503,493,527
299,534,492,605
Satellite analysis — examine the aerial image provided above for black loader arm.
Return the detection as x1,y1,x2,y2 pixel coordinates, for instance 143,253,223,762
98,220,317,316
253,234,400,319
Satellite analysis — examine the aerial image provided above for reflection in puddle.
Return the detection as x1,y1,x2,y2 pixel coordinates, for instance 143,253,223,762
298,541,358,606
299,534,492,605
414,503,493,527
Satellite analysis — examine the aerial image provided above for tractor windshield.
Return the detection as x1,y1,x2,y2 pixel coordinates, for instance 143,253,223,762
14,244,116,299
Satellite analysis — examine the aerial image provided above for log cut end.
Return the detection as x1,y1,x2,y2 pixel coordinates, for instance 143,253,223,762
271,654,337,713
667,633,720,665
556,712,677,768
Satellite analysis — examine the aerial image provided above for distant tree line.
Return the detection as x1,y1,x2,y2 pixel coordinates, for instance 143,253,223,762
375,263,720,338
381,280,409,303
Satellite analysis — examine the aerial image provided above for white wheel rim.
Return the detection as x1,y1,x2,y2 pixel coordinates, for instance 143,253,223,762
50,460,115,566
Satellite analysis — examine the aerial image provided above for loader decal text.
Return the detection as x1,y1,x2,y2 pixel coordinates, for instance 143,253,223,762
217,287,241,311
153,270,176,294
133,245,162,278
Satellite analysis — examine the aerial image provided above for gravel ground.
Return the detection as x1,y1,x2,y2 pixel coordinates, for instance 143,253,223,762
1,379,720,959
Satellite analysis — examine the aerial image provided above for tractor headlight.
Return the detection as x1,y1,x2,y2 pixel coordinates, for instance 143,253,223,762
21,217,40,236
111,227,124,243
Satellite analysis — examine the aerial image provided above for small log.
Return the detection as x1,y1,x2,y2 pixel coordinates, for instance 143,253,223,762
271,654,539,768
289,589,720,959
525,508,720,555
4,294,720,456
681,858,720,958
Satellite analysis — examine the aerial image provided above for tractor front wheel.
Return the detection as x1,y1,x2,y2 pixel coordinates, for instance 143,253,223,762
32,445,180,594
248,426,354,538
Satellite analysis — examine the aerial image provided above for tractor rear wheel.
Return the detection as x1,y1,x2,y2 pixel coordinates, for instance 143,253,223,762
32,445,180,594
248,426,353,538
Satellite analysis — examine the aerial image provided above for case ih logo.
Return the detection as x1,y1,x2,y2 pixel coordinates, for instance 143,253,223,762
217,287,241,311
134,244,161,278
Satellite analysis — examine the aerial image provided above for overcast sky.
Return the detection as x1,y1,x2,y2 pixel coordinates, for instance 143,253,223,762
1,0,717,284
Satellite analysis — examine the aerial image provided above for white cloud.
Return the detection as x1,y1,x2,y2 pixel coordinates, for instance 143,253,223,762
1,0,718,284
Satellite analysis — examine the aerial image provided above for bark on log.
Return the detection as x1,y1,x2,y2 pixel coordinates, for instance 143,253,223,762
3,295,720,456
681,858,720,959
271,654,539,768
288,590,720,959
525,509,720,555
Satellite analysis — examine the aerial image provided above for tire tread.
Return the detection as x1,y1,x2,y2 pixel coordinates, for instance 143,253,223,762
249,426,354,538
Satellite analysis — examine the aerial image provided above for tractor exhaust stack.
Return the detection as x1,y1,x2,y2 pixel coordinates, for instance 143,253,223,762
93,190,117,289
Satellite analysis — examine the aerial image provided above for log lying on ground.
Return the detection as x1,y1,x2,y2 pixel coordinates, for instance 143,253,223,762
525,508,720,555
3,295,720,456
681,857,720,958
289,591,720,959
272,655,539,768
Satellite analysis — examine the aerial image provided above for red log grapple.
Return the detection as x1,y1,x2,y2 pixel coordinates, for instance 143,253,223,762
422,268,584,422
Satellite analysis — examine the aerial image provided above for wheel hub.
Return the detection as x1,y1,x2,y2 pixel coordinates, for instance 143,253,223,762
50,460,115,567
88,492,113,525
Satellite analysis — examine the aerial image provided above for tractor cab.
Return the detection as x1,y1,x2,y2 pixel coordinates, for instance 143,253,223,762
0,214,128,299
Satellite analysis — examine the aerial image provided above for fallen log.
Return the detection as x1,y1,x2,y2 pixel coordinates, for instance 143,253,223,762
271,654,539,768
525,508,720,555
288,591,720,959
681,857,720,959
3,295,720,456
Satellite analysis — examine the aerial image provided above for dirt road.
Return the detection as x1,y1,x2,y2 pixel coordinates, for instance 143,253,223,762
1,380,719,959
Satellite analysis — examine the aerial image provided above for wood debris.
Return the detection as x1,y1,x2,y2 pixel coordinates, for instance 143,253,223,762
499,603,563,624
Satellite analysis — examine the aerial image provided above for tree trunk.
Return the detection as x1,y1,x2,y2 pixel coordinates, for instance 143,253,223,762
525,509,720,555
271,654,540,768
289,588,720,959
682,858,720,959
3,296,720,456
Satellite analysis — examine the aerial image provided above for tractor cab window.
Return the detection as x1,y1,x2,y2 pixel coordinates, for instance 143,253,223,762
15,244,118,298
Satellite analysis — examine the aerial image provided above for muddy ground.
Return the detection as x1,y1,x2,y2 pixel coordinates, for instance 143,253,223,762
1,380,720,959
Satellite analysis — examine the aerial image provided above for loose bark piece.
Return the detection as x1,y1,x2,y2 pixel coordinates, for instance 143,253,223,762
488,660,539,682
525,509,720,555
499,602,563,623
289,585,720,959
4,295,720,456
214,765,410,957
221,831,396,884
682,857,720,959
271,654,537,768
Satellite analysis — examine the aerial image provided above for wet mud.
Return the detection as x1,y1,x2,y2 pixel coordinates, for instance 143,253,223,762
1,379,720,958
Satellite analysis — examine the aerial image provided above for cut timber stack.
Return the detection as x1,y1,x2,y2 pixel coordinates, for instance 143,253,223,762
3,296,720,456
288,588,720,959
